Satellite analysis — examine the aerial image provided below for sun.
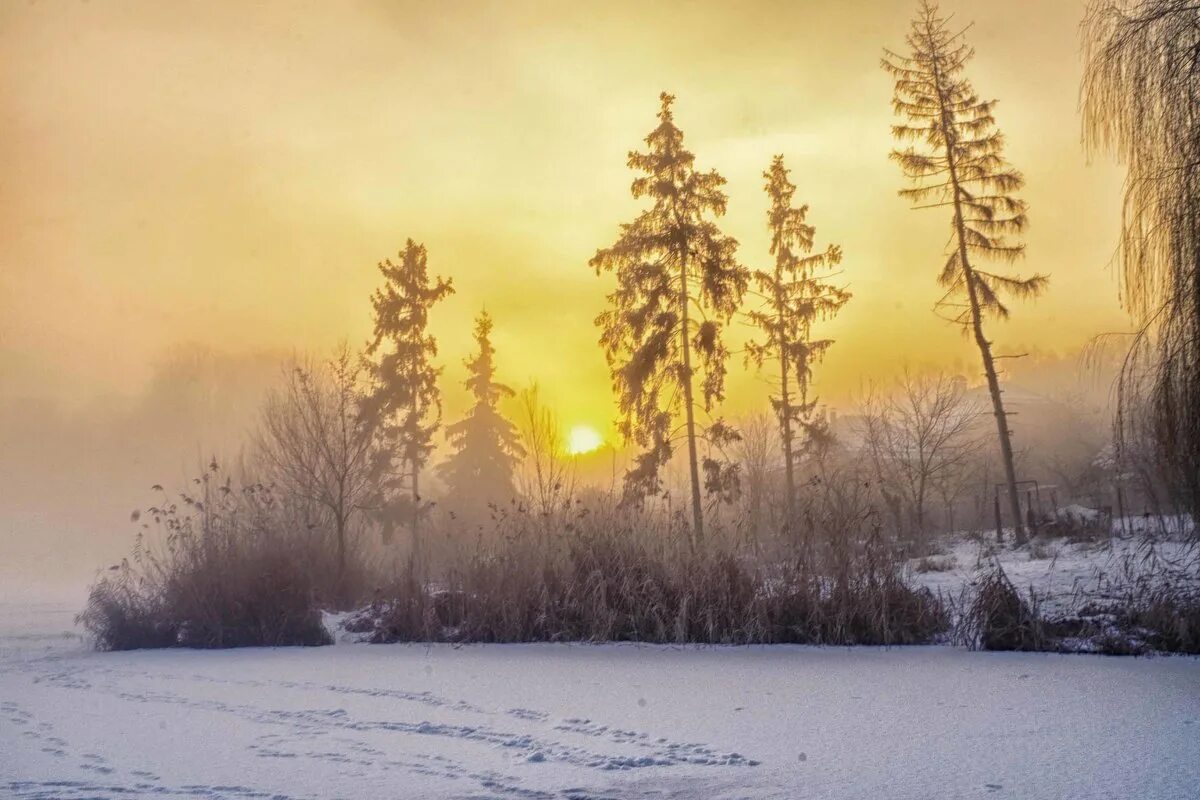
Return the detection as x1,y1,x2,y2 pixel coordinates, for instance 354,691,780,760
566,425,604,456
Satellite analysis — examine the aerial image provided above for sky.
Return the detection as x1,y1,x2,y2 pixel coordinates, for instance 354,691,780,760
1,0,1128,444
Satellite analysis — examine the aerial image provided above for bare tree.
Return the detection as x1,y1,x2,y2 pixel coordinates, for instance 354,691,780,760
254,344,382,588
516,383,577,518
858,371,983,549
883,0,1049,544
732,412,779,547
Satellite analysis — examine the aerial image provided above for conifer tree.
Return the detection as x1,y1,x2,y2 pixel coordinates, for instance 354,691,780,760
438,311,524,517
363,240,454,554
883,0,1048,543
746,155,849,525
591,93,749,544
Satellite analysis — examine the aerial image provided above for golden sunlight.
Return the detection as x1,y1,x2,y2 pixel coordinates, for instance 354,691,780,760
566,425,604,455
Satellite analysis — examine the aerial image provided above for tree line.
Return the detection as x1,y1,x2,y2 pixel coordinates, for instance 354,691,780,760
305,0,1052,560
257,0,1198,575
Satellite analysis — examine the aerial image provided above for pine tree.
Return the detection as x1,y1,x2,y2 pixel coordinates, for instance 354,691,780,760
591,92,749,545
882,0,1048,544
363,240,454,555
746,155,849,526
438,311,525,518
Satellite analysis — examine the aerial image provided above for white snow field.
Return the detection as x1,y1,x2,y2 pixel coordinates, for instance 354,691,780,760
2,594,1199,800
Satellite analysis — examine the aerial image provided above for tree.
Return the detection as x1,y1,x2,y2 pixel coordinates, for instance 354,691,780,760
254,345,382,592
516,383,577,518
882,1,1048,544
857,371,983,549
591,92,749,544
746,155,850,527
1082,0,1200,518
732,412,778,547
438,311,525,518
362,239,454,556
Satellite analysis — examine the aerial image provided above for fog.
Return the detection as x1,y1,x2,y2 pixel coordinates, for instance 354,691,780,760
0,0,1134,592
0,346,283,592
0,338,1120,596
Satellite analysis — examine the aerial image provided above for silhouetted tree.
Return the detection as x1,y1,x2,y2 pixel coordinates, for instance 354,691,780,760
732,412,777,546
362,240,454,556
857,371,982,549
254,345,382,592
883,0,1048,543
516,383,576,518
746,155,849,526
591,92,749,545
438,311,524,518
1082,0,1200,518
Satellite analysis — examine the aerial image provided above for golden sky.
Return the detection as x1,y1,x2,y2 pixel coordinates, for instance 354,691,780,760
1,0,1127,441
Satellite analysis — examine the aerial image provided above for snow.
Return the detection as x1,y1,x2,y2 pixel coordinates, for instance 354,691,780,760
3,591,1200,799
910,530,1199,620
1054,504,1100,522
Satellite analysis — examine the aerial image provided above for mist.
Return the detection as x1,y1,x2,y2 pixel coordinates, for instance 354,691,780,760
0,0,1132,592
2,2,1198,798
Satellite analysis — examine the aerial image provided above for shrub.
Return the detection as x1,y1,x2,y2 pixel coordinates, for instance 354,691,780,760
77,568,179,650
953,544,1200,655
351,506,948,646
1122,594,1200,653
965,566,1046,651
79,465,336,650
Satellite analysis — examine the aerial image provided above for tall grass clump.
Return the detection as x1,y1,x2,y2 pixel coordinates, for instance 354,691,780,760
351,496,948,646
962,565,1046,651
1073,540,1200,654
958,541,1200,654
79,462,347,650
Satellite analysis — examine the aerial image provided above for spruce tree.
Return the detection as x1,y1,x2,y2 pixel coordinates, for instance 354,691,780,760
363,240,454,555
746,155,849,526
591,92,749,545
883,0,1048,543
438,311,524,518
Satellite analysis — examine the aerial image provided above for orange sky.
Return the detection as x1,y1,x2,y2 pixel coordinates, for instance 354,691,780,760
0,0,1128,442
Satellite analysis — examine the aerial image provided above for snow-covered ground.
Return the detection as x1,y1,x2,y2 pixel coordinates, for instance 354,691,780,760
910,531,1199,620
3,590,1199,800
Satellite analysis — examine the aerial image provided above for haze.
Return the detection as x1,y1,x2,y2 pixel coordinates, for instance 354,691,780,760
1,0,1126,585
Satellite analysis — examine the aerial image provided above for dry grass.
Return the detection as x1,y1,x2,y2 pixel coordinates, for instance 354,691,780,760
79,464,341,650
962,565,1046,652
350,504,948,646
958,543,1200,655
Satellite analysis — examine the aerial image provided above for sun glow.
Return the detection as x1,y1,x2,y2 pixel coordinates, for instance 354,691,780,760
566,425,604,456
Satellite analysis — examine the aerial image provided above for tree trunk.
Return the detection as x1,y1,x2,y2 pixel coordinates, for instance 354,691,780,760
779,308,797,531
969,311,1026,545
335,512,347,601
915,475,927,550
678,250,705,546
411,462,422,564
